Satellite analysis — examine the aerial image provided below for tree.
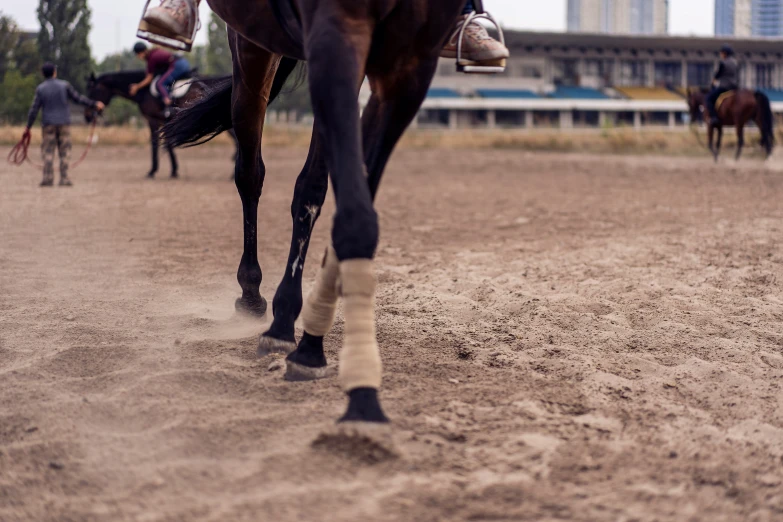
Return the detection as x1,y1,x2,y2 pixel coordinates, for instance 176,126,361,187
96,49,140,74
0,15,17,81
190,45,208,75
37,0,92,92
0,14,38,81
14,34,42,78
0,13,41,124
206,12,231,76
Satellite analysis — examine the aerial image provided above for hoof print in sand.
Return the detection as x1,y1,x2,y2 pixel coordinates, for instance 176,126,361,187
257,336,296,358
284,360,335,381
312,422,400,464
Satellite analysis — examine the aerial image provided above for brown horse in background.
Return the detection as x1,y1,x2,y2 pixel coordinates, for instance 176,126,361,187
687,87,774,162
85,71,239,178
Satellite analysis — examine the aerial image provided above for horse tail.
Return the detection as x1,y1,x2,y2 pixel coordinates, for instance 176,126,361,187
163,57,300,148
754,91,775,156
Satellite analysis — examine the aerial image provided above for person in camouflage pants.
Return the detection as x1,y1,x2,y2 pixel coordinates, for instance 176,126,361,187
41,125,73,186
26,63,103,187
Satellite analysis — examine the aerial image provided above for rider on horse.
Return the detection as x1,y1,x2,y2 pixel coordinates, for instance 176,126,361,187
129,42,191,119
706,44,739,126
138,0,509,66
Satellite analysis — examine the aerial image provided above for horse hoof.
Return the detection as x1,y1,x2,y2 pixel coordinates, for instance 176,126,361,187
235,296,267,317
257,335,296,357
170,173,179,179
284,359,333,381
146,173,156,179
312,422,400,463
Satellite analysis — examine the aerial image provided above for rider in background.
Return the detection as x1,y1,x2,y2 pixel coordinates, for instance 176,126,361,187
706,44,739,126
138,0,509,66
130,42,191,119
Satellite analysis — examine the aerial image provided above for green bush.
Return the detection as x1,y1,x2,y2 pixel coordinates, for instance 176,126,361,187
0,69,38,124
102,97,140,126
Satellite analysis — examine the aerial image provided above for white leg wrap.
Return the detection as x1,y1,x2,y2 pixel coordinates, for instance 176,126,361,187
301,247,340,337
338,260,382,392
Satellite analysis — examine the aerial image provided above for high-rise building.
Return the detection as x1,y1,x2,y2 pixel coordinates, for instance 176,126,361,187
715,0,782,36
567,0,669,34
716,0,735,35
752,0,783,36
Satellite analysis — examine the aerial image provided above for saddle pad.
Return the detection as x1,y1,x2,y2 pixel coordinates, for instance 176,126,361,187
716,90,735,111
150,78,193,99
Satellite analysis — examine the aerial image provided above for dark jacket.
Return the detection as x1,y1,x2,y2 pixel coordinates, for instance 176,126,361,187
27,78,97,128
714,57,739,90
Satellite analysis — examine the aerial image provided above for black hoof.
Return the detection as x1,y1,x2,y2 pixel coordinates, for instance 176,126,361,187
285,360,333,381
235,296,267,317
257,334,296,357
339,388,389,424
146,172,156,179
170,172,179,179
282,332,329,380
285,334,331,380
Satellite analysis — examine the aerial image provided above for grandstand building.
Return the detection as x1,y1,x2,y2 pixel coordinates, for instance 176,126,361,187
410,30,783,129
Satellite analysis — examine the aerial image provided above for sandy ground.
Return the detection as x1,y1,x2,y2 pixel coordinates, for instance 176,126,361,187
1,145,783,522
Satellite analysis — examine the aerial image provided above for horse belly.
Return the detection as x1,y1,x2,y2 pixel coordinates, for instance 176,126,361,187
206,0,305,59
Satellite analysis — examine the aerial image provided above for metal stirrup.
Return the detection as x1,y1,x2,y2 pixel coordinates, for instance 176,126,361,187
456,11,507,75
137,0,199,52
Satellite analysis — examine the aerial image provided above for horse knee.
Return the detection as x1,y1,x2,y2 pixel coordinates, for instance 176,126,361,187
332,205,379,261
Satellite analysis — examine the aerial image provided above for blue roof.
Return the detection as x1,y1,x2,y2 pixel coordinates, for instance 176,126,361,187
550,86,609,99
759,89,783,102
427,88,462,98
475,89,540,99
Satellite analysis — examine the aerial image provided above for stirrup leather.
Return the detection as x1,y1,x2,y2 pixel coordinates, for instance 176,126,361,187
456,11,507,75
136,0,200,52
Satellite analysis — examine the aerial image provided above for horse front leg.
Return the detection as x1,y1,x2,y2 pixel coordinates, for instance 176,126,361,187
229,30,281,317
279,58,441,386
148,121,160,178
735,124,744,161
301,18,390,426
258,127,329,363
716,126,724,162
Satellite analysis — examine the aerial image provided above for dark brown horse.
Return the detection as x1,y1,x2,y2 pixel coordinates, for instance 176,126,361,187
164,0,468,435
85,71,239,178
687,87,774,162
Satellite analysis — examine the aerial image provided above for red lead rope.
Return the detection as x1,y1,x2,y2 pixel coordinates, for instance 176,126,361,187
7,119,99,169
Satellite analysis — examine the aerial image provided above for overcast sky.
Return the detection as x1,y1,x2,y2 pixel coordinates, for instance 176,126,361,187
0,0,715,61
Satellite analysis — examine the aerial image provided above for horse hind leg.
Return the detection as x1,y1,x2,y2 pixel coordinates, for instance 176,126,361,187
280,244,339,380
735,124,744,161
258,127,330,361
229,30,281,317
715,126,724,162
167,142,179,178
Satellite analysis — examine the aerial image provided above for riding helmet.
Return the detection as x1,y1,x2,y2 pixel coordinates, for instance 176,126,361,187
133,42,148,54
720,44,734,56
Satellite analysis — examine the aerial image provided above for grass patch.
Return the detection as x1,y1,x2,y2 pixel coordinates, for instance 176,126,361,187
1,125,776,158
